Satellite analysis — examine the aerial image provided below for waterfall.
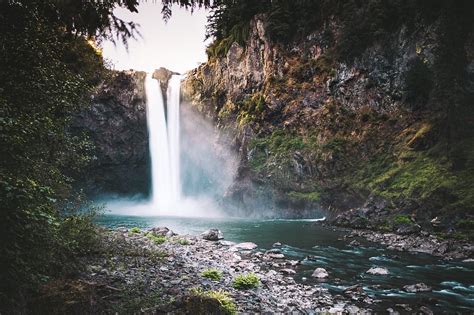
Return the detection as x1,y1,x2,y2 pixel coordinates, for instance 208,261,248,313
166,75,182,202
145,73,182,212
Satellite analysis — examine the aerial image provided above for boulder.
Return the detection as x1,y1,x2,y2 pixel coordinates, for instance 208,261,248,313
396,224,421,235
231,242,258,250
311,268,329,279
403,283,432,293
201,228,224,241
150,226,176,237
218,240,236,246
280,268,296,275
366,267,389,275
266,253,285,259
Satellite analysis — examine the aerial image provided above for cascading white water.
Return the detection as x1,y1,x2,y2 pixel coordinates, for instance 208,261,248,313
166,75,182,202
145,73,181,212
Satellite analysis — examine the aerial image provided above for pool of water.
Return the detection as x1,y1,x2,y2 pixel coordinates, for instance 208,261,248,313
96,214,474,312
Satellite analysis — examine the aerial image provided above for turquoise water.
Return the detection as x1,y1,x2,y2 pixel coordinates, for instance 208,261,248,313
96,214,474,312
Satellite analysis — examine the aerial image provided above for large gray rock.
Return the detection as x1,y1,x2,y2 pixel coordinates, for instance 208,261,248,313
201,228,224,241
150,226,176,237
403,283,432,293
231,242,258,250
311,268,329,279
366,267,389,275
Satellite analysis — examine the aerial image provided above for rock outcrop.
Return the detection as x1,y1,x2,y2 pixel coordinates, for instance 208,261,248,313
72,70,149,196
182,7,474,233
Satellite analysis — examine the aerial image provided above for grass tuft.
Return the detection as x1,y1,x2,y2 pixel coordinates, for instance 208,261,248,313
201,268,222,281
232,273,260,290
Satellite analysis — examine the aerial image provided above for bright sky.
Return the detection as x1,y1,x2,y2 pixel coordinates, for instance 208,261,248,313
101,3,209,74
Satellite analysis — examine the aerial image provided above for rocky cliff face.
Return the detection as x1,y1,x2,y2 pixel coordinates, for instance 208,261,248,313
183,13,474,234
73,70,149,196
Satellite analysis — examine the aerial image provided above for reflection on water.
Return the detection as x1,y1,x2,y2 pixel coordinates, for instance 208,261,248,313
96,214,474,312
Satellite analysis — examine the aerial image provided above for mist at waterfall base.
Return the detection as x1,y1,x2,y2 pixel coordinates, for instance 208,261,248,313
101,73,237,217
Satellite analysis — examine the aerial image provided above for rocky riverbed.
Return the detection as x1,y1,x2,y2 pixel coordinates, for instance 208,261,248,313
35,224,474,314
77,227,368,314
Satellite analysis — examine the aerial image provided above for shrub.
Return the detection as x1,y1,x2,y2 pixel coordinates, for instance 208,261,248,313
147,234,166,245
232,273,260,290
188,288,237,315
393,215,412,225
201,268,223,281
129,227,141,234
177,238,190,245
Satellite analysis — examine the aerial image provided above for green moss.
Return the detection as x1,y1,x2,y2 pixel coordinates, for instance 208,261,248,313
379,221,393,232
201,268,223,281
393,215,412,225
188,288,237,315
147,234,167,245
129,227,141,234
236,92,266,126
232,273,260,290
287,191,321,202
176,238,190,245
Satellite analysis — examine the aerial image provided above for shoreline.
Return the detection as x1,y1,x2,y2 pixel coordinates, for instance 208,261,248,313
33,225,473,313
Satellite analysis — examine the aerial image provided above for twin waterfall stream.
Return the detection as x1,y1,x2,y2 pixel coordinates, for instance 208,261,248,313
145,74,182,213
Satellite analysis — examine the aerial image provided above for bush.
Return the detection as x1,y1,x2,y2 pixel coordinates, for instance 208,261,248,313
176,238,190,245
393,215,412,225
129,227,141,234
147,234,167,245
201,268,223,281
188,288,237,315
232,273,260,290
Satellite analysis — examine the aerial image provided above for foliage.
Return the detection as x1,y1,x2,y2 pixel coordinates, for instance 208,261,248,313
201,268,223,281
176,238,191,245
287,191,321,203
393,215,412,225
129,227,141,234
147,234,167,245
188,288,237,315
236,93,266,126
232,273,260,290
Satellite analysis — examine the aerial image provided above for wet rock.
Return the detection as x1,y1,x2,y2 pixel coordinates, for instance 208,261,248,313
272,242,282,247
396,223,421,235
200,228,224,241
419,306,434,315
403,283,432,293
218,240,236,246
266,248,281,254
266,253,285,259
280,268,296,275
349,240,360,247
150,226,176,237
311,268,329,279
366,267,389,275
231,242,258,250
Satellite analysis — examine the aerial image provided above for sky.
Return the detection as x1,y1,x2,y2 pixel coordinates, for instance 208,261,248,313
101,3,209,74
